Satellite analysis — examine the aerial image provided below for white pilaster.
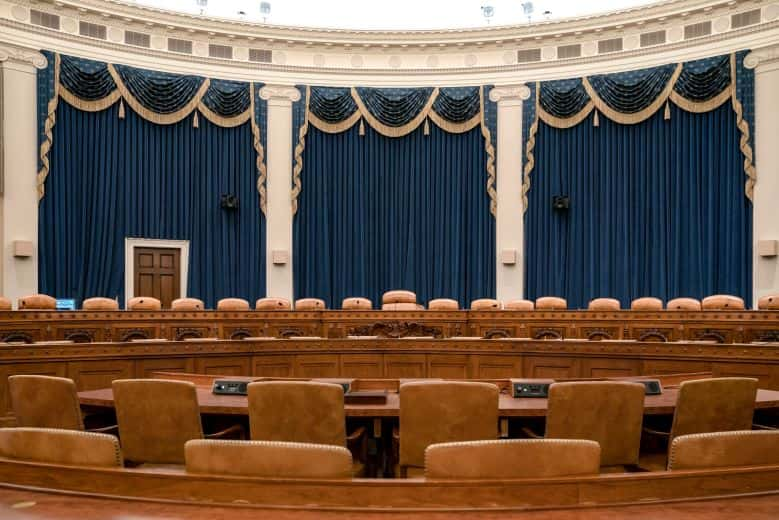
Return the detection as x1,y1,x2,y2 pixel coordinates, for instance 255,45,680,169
489,84,531,302
259,84,300,301
745,45,779,306
0,45,46,307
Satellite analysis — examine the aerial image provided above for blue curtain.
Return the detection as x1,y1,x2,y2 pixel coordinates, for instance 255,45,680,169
525,102,752,309
294,123,494,308
39,102,265,307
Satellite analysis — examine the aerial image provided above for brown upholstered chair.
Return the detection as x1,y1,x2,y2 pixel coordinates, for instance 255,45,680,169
470,298,502,310
425,439,601,479
0,428,122,468
0,297,13,311
216,298,250,311
8,375,116,433
535,297,567,310
758,294,779,310
81,297,119,311
588,298,620,311
17,294,57,310
382,290,416,305
504,299,535,311
397,381,499,477
113,379,243,464
127,296,162,311
666,297,701,311
382,303,419,311
185,440,353,479
295,298,326,311
256,297,292,311
668,431,779,471
701,294,745,310
171,297,204,311
342,297,372,310
630,297,663,311
542,381,645,470
428,298,459,310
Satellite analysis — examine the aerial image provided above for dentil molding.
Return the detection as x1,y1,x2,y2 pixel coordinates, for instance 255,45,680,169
0,43,47,68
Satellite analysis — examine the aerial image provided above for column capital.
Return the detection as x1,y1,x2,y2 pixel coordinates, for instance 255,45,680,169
259,84,301,104
489,84,531,105
0,44,48,70
744,44,779,70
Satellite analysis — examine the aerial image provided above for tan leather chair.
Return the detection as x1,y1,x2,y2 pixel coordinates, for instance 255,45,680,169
113,379,242,464
81,297,119,311
544,381,645,469
0,428,122,468
425,439,601,479
666,297,701,311
758,294,779,310
256,297,292,311
382,303,419,311
295,298,326,311
504,299,534,311
701,294,745,310
631,297,663,311
470,298,502,310
535,297,567,310
171,298,204,311
428,298,459,311
185,440,352,478
9,375,85,430
127,296,162,311
0,297,13,311
398,381,499,477
382,290,416,305
342,297,372,310
216,298,250,311
668,431,779,471
17,294,57,310
588,298,620,311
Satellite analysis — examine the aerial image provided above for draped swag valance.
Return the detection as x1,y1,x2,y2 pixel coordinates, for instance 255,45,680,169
522,52,755,211
37,51,268,212
291,85,499,216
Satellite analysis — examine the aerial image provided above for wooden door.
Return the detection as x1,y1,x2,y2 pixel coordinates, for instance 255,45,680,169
133,247,181,309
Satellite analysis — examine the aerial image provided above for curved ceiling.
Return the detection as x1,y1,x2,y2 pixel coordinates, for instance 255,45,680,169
134,0,659,30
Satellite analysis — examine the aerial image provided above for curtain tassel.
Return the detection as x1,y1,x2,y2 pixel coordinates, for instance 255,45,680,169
193,111,199,128
593,110,600,127
423,117,430,136
118,98,125,119
359,118,365,136
664,100,671,120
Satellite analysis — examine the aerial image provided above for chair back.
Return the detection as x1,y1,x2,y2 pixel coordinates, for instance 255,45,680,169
535,297,567,310
81,297,119,311
668,431,779,470
0,428,121,468
342,297,372,310
248,381,346,446
428,298,459,310
588,298,620,311
670,377,758,440
295,298,326,310
18,294,57,310
758,294,779,310
171,298,204,311
185,439,352,478
127,296,162,311
216,298,250,311
9,375,84,430
399,381,499,470
382,290,417,304
701,294,745,310
113,379,204,464
504,299,534,311
630,297,663,311
470,299,502,310
545,381,645,467
0,297,10,310
666,298,701,311
425,439,600,479
256,297,292,310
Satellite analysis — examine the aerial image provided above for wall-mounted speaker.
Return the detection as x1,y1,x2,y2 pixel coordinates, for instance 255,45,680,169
552,195,570,210
220,194,239,210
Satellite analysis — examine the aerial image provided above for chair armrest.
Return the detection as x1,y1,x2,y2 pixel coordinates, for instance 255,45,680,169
392,427,399,442
346,426,366,444
520,426,543,439
205,423,245,440
642,427,671,438
87,424,118,435
753,423,778,430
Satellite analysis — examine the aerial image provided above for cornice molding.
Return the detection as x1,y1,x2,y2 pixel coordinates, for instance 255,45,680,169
744,43,779,68
0,43,47,68
489,85,532,103
259,84,301,103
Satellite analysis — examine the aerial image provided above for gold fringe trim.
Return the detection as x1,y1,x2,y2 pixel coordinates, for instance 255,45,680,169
423,118,430,135
537,101,594,129
428,110,481,134
351,86,439,138
730,53,756,201
197,102,252,128
593,110,600,127
291,86,309,216
192,111,199,128
118,99,125,119
480,86,497,217
522,82,540,214
250,82,268,216
37,53,60,201
582,63,683,125
664,100,671,120
359,118,365,136
669,86,732,114
59,86,121,112
307,109,361,134
107,64,210,125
